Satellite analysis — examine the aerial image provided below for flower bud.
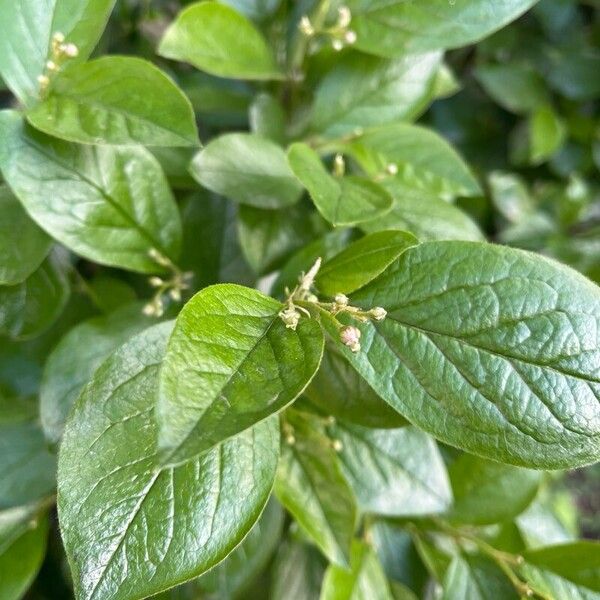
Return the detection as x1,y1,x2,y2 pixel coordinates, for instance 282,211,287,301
334,293,349,306
306,293,318,303
337,6,352,28
332,439,343,452
332,39,344,51
149,276,163,287
61,43,79,58
37,74,50,87
169,287,182,302
344,30,357,44
370,306,387,321
386,163,398,175
279,307,301,330
340,325,361,352
46,60,58,71
52,32,65,44
298,15,314,36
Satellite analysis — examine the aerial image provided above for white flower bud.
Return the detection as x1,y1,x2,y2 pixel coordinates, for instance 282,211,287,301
169,287,182,302
306,293,318,303
286,434,296,445
386,163,398,175
46,60,58,71
333,154,345,177
149,276,163,287
340,325,361,352
52,32,65,44
334,293,349,306
279,307,301,330
332,439,343,452
37,74,50,87
61,43,79,58
332,39,344,51
370,306,387,321
344,30,357,44
327,415,336,425
142,303,156,316
337,6,352,28
298,15,315,36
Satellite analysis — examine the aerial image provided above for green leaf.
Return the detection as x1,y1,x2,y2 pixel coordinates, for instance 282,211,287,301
346,124,481,201
305,342,407,429
475,64,549,115
447,454,541,525
158,2,281,80
322,241,600,469
316,231,418,296
0,399,56,509
361,189,484,242
488,171,535,225
320,540,393,600
274,412,357,567
0,0,116,105
287,143,392,226
219,0,281,20
517,494,577,549
332,423,452,517
249,93,286,144
190,133,302,209
27,57,199,147
271,537,325,600
40,302,155,445
0,505,49,600
0,185,51,285
529,105,566,165
157,284,323,465
58,322,280,600
197,499,284,596
0,110,182,273
346,0,539,57
310,52,441,138
441,555,518,600
0,252,70,340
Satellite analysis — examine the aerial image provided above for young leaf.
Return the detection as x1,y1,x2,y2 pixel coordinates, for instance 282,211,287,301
190,133,302,209
274,412,357,567
346,124,482,201
310,52,441,138
287,143,392,226
58,322,280,600
0,0,116,105
157,284,323,465
27,57,199,147
529,105,566,165
320,540,394,600
322,241,600,469
0,186,51,286
0,253,70,340
316,230,418,296
0,505,49,600
305,342,407,429
447,454,542,525
0,110,182,273
40,303,155,445
332,424,452,517
158,2,281,80
346,0,539,57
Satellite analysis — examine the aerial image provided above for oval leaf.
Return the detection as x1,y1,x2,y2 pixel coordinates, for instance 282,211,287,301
58,322,280,600
158,284,324,465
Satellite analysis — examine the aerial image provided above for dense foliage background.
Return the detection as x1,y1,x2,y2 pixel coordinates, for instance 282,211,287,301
0,0,599,599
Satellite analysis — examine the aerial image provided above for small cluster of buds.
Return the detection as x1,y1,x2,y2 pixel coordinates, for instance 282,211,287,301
37,32,79,95
142,248,192,317
278,257,387,353
298,6,357,52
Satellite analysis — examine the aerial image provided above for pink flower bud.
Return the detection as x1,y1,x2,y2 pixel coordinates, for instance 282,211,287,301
340,325,361,352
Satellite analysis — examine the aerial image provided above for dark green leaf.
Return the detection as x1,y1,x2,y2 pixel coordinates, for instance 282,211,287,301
58,322,280,600
158,2,281,80
249,93,286,144
40,302,155,445
316,231,418,296
190,133,302,209
320,540,393,600
0,110,182,273
219,0,281,20
322,241,600,469
0,0,115,105
157,284,323,465
274,412,357,567
332,423,452,517
27,57,199,147
0,186,51,286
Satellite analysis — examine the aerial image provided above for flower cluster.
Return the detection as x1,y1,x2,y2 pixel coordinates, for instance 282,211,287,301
298,5,357,52
37,32,79,95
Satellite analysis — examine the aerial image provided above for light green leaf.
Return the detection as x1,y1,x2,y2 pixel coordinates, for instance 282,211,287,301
310,52,441,138
190,133,302,209
158,2,281,80
287,143,392,226
275,412,357,567
0,110,182,273
346,123,481,201
0,185,51,285
320,540,393,600
529,105,566,165
305,342,407,429
0,398,56,509
447,454,541,525
40,302,155,445
488,171,535,225
197,499,284,596
0,252,70,340
271,537,325,600
157,284,323,465
27,57,199,147
322,241,600,469
361,188,484,242
316,231,418,296
0,0,115,105
58,322,280,600
333,424,452,517
346,0,539,57
0,504,49,600
517,494,577,549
